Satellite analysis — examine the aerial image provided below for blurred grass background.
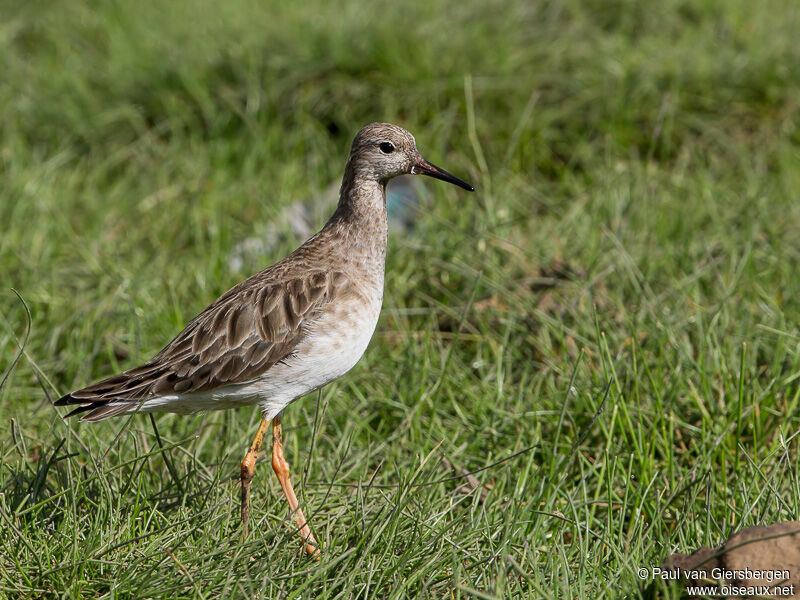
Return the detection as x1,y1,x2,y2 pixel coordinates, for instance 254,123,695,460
1,0,799,597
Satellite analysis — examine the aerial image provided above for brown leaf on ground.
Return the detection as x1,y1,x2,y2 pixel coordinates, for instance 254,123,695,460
646,521,800,599
441,456,490,503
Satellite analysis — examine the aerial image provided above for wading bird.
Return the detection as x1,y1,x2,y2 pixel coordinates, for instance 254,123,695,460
57,123,474,555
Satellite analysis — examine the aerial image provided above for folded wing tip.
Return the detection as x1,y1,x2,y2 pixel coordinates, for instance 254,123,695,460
54,392,75,406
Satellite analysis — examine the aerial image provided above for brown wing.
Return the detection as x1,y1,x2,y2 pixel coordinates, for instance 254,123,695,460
56,270,350,421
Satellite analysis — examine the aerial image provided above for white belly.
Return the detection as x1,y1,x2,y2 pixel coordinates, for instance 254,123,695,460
253,298,381,419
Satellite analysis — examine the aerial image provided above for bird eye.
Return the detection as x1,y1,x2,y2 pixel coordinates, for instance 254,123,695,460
379,142,395,154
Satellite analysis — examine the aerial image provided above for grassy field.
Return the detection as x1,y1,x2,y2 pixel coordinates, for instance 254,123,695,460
2,0,800,597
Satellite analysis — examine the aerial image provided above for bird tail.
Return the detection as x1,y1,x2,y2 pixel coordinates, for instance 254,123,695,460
54,394,136,421
55,360,171,421
55,369,156,421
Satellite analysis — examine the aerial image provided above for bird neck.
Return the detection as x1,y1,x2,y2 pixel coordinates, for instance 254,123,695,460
335,164,387,220
321,169,389,273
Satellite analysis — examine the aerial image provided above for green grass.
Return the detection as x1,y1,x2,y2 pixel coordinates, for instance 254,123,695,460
2,0,800,597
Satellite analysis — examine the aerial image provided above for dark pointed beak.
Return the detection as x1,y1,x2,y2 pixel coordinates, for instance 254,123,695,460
411,158,474,192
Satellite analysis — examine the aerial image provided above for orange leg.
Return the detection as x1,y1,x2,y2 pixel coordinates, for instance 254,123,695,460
240,416,270,537
271,414,320,557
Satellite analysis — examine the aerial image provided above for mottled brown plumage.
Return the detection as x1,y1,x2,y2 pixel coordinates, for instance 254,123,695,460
60,268,354,420
55,122,474,556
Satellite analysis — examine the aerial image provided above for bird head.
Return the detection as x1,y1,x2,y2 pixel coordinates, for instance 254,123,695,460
348,122,474,192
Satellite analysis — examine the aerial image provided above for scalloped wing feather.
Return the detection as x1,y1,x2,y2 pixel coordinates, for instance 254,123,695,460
56,269,351,420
